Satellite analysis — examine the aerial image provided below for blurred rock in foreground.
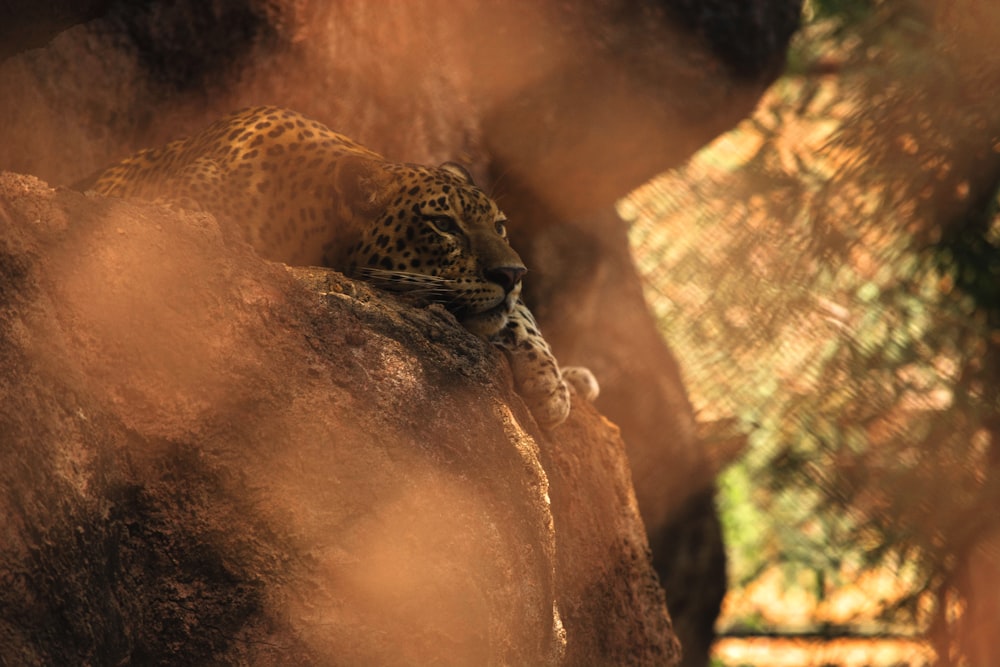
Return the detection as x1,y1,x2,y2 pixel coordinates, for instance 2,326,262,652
0,172,679,665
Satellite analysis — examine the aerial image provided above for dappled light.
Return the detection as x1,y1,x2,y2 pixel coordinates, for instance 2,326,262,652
625,1,1000,664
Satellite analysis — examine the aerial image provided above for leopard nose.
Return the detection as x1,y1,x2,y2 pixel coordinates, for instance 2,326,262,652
485,265,527,293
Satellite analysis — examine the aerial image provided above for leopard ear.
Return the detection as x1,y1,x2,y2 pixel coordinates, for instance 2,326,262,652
439,161,476,186
335,155,394,215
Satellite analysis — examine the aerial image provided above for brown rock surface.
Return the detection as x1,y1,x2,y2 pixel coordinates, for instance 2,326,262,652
0,172,678,664
0,2,801,663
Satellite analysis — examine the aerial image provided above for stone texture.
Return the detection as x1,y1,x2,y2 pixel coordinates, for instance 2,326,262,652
0,2,801,663
0,172,678,665
0,0,114,61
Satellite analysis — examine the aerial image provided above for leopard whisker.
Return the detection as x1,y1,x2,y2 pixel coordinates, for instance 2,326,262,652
356,267,448,283
355,269,504,315
354,267,458,298
81,104,586,430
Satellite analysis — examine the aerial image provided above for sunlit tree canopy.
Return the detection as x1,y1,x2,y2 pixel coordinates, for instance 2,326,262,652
623,0,1000,661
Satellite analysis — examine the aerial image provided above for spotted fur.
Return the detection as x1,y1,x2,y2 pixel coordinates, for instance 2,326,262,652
85,106,598,427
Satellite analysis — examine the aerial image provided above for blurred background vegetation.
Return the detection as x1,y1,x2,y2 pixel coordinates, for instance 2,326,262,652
621,0,1000,664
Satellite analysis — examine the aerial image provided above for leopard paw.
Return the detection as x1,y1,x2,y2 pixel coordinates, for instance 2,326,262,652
561,366,599,402
523,376,572,429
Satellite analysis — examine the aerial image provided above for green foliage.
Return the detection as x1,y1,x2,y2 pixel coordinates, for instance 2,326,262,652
805,0,874,22
624,0,1000,645
718,464,770,585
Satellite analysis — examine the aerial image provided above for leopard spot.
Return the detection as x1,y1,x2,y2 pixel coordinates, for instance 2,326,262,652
86,106,584,428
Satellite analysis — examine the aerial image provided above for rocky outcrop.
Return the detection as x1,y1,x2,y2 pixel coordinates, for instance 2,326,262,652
0,172,678,664
0,2,801,663
0,0,114,61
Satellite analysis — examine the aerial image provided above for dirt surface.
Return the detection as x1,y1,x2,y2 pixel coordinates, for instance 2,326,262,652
0,172,678,664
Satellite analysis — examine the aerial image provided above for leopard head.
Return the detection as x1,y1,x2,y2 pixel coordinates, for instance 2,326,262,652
330,159,526,336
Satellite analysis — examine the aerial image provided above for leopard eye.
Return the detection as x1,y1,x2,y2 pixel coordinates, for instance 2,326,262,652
425,215,460,235
494,220,507,238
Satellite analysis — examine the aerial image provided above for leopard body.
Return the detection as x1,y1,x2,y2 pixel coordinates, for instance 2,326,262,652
85,106,597,427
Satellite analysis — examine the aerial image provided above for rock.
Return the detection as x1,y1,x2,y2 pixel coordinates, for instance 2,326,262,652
0,0,115,62
0,172,679,665
0,2,802,663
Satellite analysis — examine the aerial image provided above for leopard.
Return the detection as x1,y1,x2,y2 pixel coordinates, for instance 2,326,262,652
79,106,598,428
